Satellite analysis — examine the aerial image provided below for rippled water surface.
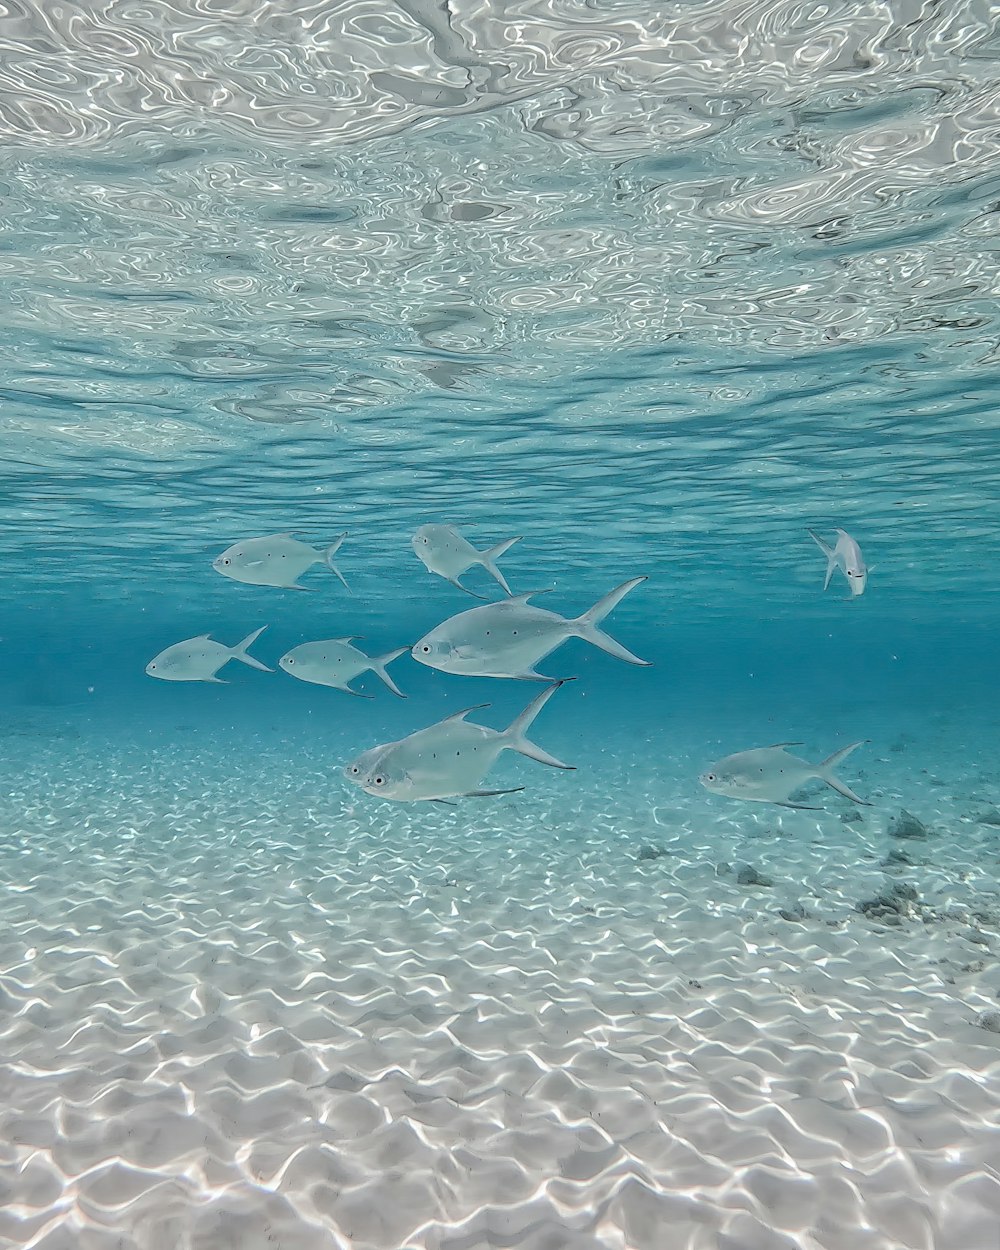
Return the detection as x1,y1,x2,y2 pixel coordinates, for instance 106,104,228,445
2,0,1000,619
2,4,1000,1250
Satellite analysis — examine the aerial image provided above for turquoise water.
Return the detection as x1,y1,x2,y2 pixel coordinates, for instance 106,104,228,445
2,4,1000,1248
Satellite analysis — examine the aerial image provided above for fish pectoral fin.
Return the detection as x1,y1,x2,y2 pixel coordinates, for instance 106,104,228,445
766,741,804,750
775,801,822,811
342,685,375,699
462,787,526,799
286,583,315,592
510,671,563,683
429,798,458,806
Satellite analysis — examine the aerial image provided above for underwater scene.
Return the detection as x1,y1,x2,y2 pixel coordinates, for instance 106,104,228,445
2,2,1000,1248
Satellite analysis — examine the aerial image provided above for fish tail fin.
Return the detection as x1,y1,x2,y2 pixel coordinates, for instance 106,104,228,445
807,529,837,591
232,626,272,672
324,534,350,592
502,679,575,770
817,740,871,805
372,648,408,698
573,576,651,666
479,536,521,595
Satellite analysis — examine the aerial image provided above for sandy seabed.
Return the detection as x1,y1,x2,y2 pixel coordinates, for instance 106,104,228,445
1,714,999,1250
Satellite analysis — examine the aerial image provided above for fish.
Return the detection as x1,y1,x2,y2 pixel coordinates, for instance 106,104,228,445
412,523,520,598
212,532,349,592
146,626,272,683
807,528,868,598
278,638,407,698
699,741,871,810
410,577,650,681
343,681,575,802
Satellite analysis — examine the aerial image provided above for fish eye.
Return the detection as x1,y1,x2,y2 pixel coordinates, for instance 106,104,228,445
374,776,385,786
351,765,359,774
150,664,156,670
223,558,230,565
421,645,430,653
706,773,715,781
287,658,294,665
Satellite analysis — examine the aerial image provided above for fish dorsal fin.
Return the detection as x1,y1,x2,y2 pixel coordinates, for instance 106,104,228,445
505,588,554,604
332,635,363,644
191,633,213,642
437,703,490,725
766,741,803,751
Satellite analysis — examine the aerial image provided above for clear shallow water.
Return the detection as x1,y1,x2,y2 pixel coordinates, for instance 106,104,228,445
2,1,1000,624
2,3,1000,1249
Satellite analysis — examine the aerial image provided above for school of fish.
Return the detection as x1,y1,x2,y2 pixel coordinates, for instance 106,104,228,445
146,523,873,811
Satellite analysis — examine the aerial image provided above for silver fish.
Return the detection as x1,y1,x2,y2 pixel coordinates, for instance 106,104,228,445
279,638,407,698
146,626,272,683
411,577,650,681
412,523,520,598
343,682,574,802
213,532,349,591
807,528,868,598
699,741,871,810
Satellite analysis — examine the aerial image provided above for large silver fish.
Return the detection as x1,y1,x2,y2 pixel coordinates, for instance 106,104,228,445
213,532,349,591
278,638,407,698
699,741,871,810
807,528,869,598
146,626,272,683
343,682,574,802
410,577,650,681
412,523,520,598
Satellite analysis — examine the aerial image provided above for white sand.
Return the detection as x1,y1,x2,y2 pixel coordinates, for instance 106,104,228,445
0,710,998,1250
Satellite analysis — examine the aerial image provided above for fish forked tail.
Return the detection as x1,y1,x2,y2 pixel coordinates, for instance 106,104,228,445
572,576,651,666
502,679,575,770
232,626,272,672
324,533,351,592
372,648,408,698
816,740,871,806
807,529,838,592
479,536,521,595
